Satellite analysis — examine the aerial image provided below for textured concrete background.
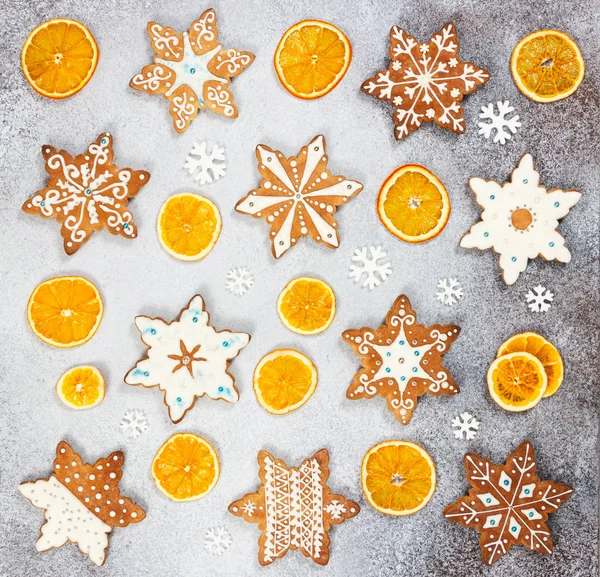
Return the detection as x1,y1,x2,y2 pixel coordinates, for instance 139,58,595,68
0,0,598,576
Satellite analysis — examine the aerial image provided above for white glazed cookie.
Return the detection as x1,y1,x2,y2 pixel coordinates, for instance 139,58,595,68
125,294,250,423
460,154,581,285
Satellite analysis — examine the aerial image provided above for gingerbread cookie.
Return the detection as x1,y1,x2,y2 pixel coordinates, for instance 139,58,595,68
460,154,581,285
362,23,489,141
229,449,359,566
235,135,363,258
129,9,254,134
22,132,149,255
444,441,573,565
343,294,460,424
125,294,250,423
19,441,145,566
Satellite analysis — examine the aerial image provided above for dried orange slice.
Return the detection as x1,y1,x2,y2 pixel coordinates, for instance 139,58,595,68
151,433,219,502
497,332,564,398
27,276,103,348
253,349,317,415
377,165,450,243
487,352,547,411
21,18,99,99
511,30,585,103
361,441,436,517
56,365,105,409
277,277,336,335
274,20,351,99
157,193,222,261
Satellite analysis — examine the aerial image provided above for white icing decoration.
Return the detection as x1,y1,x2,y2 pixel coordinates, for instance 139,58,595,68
518,483,536,499
19,477,110,566
483,513,502,528
476,493,500,507
499,471,512,491
125,295,249,422
460,154,581,285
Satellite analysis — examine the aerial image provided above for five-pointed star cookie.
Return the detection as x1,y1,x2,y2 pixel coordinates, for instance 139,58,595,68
235,135,363,258
343,294,460,424
229,449,359,566
362,23,490,141
460,153,581,285
443,441,574,565
22,132,149,255
130,9,255,133
19,441,145,566
125,294,250,423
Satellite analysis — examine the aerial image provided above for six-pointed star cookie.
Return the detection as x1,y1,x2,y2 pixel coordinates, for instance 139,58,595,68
19,441,145,566
130,9,254,133
229,449,359,566
125,294,250,423
362,23,490,141
22,132,150,255
443,441,573,566
343,294,460,424
235,135,363,258
460,153,581,285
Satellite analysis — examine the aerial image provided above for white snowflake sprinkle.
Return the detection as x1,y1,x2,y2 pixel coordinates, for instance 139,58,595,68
478,100,521,145
324,500,347,520
226,267,254,296
349,246,392,290
452,412,480,440
204,527,232,556
241,500,257,517
120,410,148,439
184,142,226,185
526,285,554,312
436,278,464,306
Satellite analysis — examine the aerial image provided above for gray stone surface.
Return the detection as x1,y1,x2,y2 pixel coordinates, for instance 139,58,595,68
0,0,598,575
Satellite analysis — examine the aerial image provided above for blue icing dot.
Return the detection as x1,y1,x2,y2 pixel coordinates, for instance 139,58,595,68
399,340,405,345
412,367,418,373
486,498,492,503
144,371,149,377
554,202,559,207
218,386,224,393
386,352,391,357
504,480,509,485
484,232,489,237
222,341,230,348
511,256,517,262
85,189,92,195
385,368,391,373
176,397,182,403
400,376,406,382
414,351,420,357
549,242,555,247
40,202,46,206
190,68,196,74
123,223,129,229
523,179,528,184
193,317,198,323
490,195,495,200
133,369,143,376
490,520,495,525
525,489,530,494
101,138,108,145
511,526,517,532
150,328,157,335
529,512,534,517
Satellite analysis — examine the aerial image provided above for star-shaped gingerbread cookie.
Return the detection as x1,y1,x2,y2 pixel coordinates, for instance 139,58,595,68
343,294,460,424
130,9,254,133
19,441,145,566
443,441,573,565
235,135,363,258
362,23,490,141
229,449,359,566
22,132,149,255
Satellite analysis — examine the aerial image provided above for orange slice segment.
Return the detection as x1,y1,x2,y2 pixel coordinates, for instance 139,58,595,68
253,349,318,415
56,365,105,409
377,165,450,243
361,441,436,516
511,29,585,103
21,18,99,99
274,20,352,99
157,193,222,261
276,277,336,335
497,332,564,397
151,433,219,502
487,352,547,411
27,276,103,348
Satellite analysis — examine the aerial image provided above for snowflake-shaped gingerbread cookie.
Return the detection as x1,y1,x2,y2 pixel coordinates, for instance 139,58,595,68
125,295,250,423
130,9,254,134
19,441,145,566
235,135,363,258
343,294,461,425
22,133,150,255
444,441,573,565
460,154,581,285
362,23,490,141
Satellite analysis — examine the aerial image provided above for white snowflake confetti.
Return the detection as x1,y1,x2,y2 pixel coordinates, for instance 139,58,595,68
204,527,232,556
120,410,148,439
324,500,347,520
241,499,257,517
452,412,480,440
226,267,254,296
526,284,554,312
184,142,226,185
478,100,521,145
349,246,392,290
436,278,464,305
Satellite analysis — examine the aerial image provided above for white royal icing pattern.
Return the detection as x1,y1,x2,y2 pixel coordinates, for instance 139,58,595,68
460,154,581,285
125,295,250,423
